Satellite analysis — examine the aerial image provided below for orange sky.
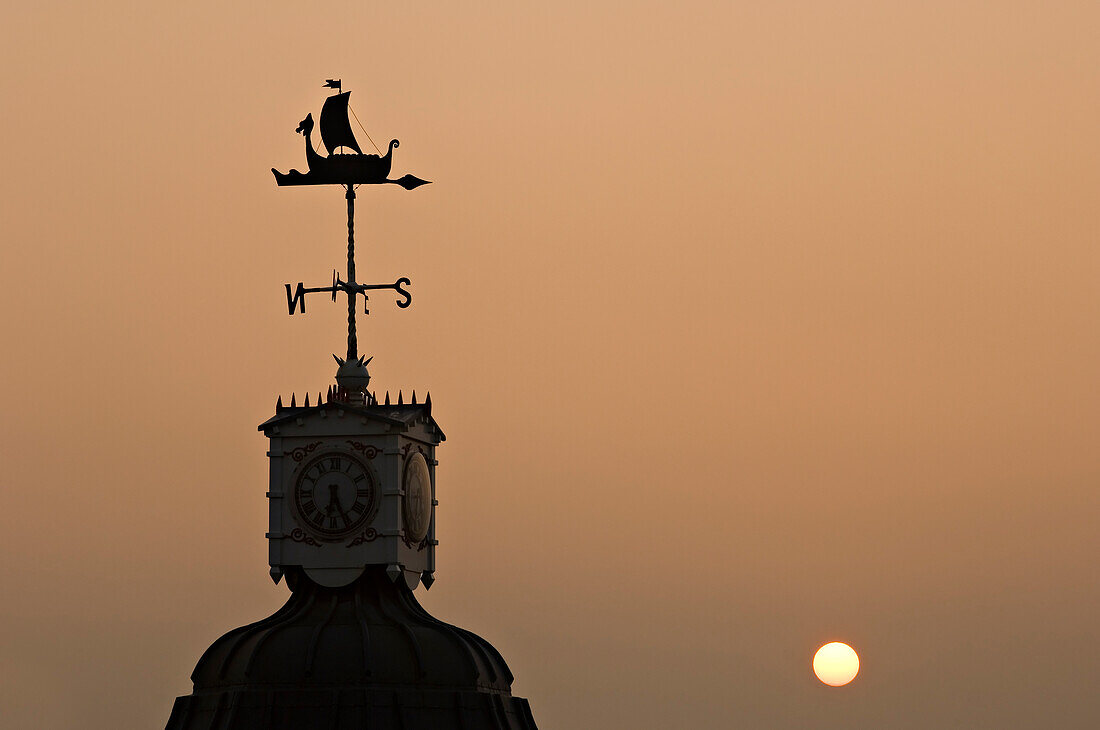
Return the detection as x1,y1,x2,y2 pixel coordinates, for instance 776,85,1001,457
1,2,1098,727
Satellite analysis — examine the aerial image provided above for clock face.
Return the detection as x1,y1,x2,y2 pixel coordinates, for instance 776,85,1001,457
293,451,378,540
403,452,432,543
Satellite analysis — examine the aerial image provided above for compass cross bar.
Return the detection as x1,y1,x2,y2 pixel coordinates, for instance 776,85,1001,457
281,184,413,364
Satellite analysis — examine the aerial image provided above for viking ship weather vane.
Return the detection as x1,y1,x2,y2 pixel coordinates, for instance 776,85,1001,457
272,80,430,404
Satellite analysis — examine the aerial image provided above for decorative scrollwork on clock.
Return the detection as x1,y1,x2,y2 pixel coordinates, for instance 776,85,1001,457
285,441,322,462
401,534,430,551
400,443,425,458
346,528,379,547
289,527,322,546
346,440,381,459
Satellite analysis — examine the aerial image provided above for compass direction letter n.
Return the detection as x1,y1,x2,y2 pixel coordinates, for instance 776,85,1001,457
286,283,307,314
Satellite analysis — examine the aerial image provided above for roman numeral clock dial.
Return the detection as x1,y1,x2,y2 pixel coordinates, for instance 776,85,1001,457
292,451,378,540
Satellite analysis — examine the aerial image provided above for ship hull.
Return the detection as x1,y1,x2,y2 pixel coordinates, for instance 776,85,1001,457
274,148,392,185
273,167,431,189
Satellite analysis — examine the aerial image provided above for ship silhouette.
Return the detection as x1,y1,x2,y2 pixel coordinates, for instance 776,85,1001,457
272,90,430,189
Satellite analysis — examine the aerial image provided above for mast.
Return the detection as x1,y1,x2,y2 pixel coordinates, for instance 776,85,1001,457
320,92,363,155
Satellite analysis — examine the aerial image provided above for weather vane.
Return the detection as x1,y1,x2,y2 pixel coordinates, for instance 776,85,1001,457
272,79,430,404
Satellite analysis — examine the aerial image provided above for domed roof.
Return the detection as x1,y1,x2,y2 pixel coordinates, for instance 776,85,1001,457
167,567,537,730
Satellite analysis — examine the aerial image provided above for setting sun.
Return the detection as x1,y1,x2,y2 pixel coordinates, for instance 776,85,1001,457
813,642,860,686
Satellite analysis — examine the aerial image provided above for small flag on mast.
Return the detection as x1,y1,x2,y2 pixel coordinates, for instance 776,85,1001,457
323,79,342,93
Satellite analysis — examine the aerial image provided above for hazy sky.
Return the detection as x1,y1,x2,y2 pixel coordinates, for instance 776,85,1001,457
1,2,1098,728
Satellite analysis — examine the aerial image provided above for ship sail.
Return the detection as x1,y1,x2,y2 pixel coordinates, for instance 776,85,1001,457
319,92,363,155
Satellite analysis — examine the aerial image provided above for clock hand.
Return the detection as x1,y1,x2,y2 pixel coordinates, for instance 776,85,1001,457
325,484,343,514
323,483,355,530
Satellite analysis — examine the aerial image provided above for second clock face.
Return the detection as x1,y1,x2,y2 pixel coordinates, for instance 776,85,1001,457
403,452,432,543
293,451,378,540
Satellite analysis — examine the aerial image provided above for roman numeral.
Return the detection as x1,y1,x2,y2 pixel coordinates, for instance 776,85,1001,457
353,473,365,484
302,500,316,516
329,457,342,472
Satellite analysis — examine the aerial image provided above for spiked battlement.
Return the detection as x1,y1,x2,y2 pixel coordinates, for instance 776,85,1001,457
270,386,433,415
262,392,441,441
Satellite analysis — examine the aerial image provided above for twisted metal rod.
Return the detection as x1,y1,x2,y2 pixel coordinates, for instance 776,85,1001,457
346,185,357,362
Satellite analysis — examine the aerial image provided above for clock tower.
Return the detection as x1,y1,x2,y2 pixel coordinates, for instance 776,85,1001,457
260,387,443,591
165,82,538,730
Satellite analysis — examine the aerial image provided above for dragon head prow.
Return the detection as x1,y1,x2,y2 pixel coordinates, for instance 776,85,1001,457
295,113,315,136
